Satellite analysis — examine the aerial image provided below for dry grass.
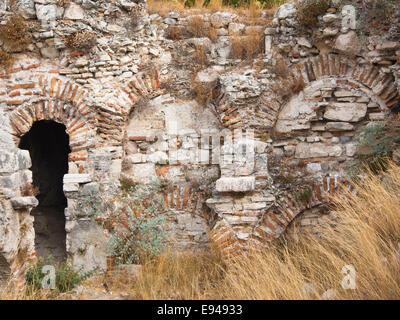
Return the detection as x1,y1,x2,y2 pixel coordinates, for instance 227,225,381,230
193,43,209,66
165,25,184,40
191,76,215,106
230,31,264,60
188,16,207,38
147,0,283,18
0,14,31,51
216,163,400,300
4,163,400,300
187,16,219,42
0,49,15,70
20,183,39,197
64,30,97,52
129,249,225,299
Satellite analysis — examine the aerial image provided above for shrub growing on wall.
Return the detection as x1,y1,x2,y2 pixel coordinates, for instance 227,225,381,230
348,116,400,178
296,0,330,29
0,14,31,51
354,0,397,37
107,179,171,266
64,30,97,51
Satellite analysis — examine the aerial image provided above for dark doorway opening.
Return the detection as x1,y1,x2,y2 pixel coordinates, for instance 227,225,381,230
19,120,71,262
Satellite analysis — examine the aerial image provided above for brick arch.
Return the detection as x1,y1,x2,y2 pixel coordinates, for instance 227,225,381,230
252,176,355,243
98,69,162,144
254,53,400,132
161,186,242,259
209,218,242,260
6,74,95,163
122,69,162,106
162,185,201,213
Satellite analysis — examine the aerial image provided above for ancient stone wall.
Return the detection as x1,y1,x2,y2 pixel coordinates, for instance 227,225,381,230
0,0,399,280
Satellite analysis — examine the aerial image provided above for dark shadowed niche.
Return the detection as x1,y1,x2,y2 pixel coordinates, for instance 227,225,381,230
19,120,71,262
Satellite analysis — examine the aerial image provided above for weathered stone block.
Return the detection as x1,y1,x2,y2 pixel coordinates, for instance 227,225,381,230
335,31,361,56
0,150,31,174
326,122,354,131
63,174,92,184
324,103,367,122
63,3,84,20
11,196,38,209
295,143,342,159
216,177,255,192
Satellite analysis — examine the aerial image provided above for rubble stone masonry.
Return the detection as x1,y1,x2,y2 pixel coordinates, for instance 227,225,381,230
0,0,399,283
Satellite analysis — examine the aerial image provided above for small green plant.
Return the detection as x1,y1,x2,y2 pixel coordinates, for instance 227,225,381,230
107,178,171,266
349,116,400,178
276,175,296,185
119,176,138,194
25,257,96,294
296,0,330,30
296,187,313,202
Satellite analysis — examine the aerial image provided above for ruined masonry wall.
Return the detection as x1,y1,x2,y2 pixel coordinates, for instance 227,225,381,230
0,0,399,280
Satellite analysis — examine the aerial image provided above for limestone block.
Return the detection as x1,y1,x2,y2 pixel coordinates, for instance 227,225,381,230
334,90,355,97
307,162,322,173
67,221,107,272
126,154,144,164
295,143,342,159
324,103,367,122
35,4,62,21
63,3,85,20
228,23,245,35
265,35,273,55
297,37,312,48
18,0,36,19
210,12,234,28
243,202,267,210
63,174,92,184
0,173,19,190
40,47,59,59
326,122,354,131
63,183,79,193
0,150,31,174
216,177,256,192
376,41,400,51
11,196,38,209
275,2,296,19
335,31,361,56
147,151,168,164
125,163,156,183
275,94,317,133
323,27,339,37
322,13,339,23
346,143,357,157
81,183,100,196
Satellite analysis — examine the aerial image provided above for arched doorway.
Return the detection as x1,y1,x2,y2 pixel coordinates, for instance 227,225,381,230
19,120,71,262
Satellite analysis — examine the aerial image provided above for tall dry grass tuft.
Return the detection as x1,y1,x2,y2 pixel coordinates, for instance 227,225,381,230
230,31,264,60
129,248,225,299
217,162,400,300
147,0,288,18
